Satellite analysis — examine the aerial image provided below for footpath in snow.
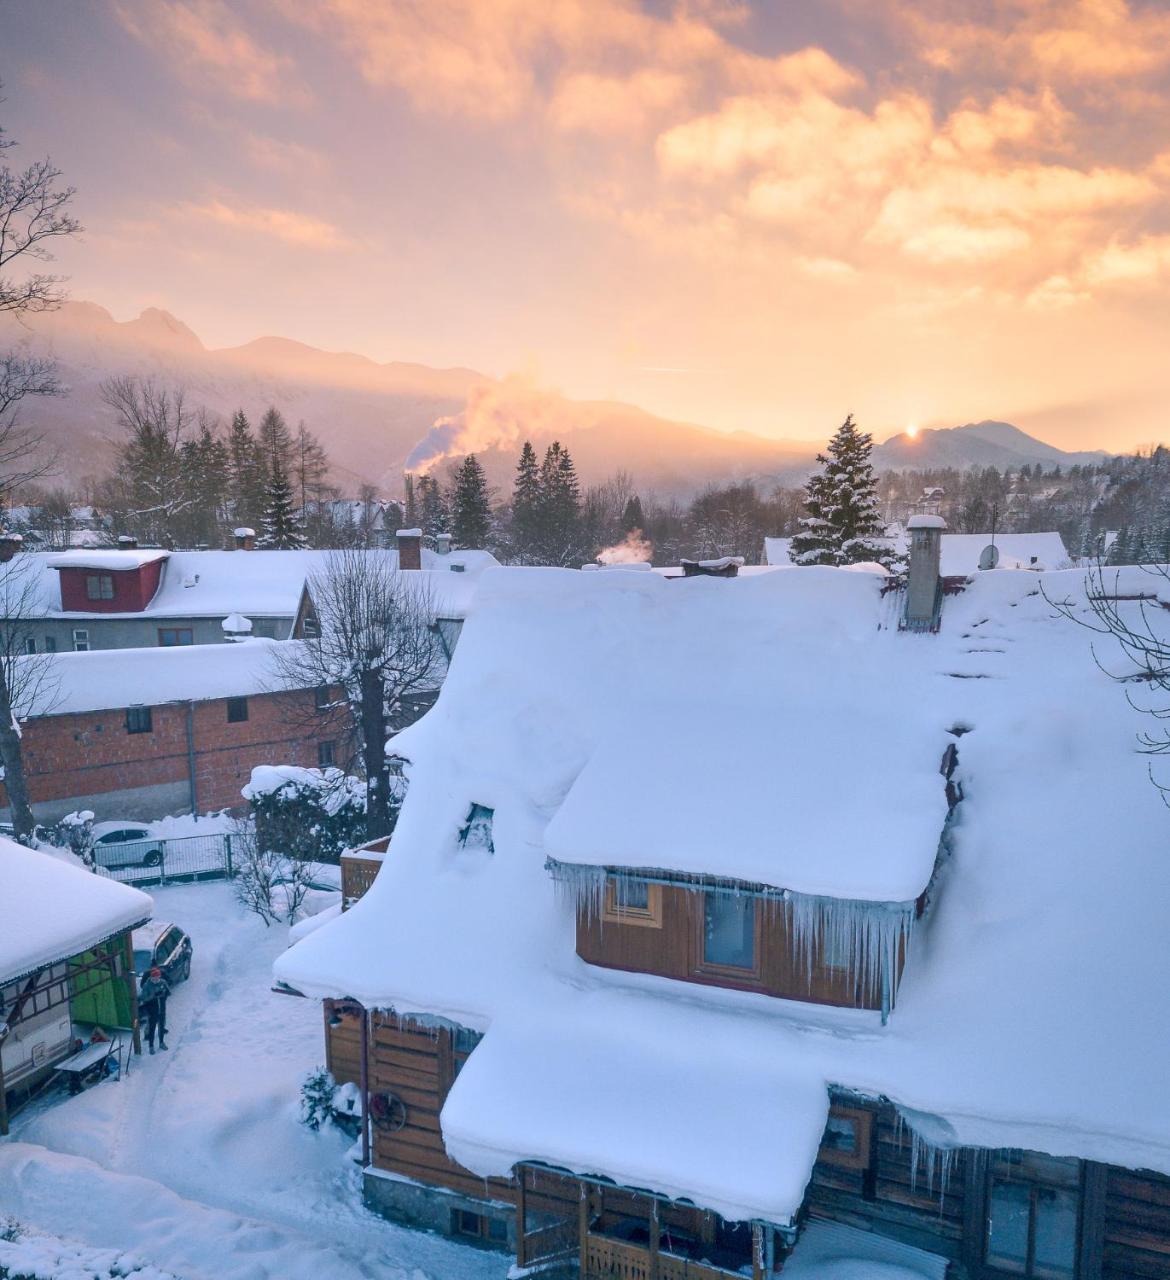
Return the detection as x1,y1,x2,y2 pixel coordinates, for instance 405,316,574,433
0,882,502,1280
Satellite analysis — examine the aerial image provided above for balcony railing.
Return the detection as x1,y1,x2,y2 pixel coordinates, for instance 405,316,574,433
584,1232,746,1280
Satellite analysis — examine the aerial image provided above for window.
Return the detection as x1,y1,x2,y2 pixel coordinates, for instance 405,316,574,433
603,876,664,928
44,636,56,652
86,574,114,600
458,803,495,854
158,628,193,646
72,628,89,652
226,697,249,723
450,1208,506,1244
818,1105,874,1172
703,891,757,970
985,1153,1081,1278
302,614,320,639
126,706,153,734
314,685,330,711
451,1027,483,1079
317,740,336,768
23,636,36,655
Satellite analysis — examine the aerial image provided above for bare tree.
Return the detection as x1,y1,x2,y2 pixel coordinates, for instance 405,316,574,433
0,553,61,839
0,99,79,839
1048,561,1170,794
272,551,445,836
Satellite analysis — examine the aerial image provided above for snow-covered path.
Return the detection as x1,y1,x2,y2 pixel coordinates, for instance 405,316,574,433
0,882,505,1279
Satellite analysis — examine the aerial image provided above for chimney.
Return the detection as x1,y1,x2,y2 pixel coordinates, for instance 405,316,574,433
221,612,254,643
435,531,452,556
680,556,742,578
233,527,256,551
396,528,422,571
903,515,946,632
0,532,23,563
117,534,139,550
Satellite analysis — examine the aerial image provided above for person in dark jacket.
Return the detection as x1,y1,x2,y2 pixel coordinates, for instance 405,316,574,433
138,967,171,1053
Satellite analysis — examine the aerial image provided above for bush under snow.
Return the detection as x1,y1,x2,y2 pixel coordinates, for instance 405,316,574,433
0,1220,178,1280
243,766,368,864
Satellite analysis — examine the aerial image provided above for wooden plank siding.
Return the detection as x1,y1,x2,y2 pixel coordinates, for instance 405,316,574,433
367,1016,514,1204
1102,1167,1170,1279
577,884,887,1010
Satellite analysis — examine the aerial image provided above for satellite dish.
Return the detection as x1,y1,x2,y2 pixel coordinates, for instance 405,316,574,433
978,544,1000,571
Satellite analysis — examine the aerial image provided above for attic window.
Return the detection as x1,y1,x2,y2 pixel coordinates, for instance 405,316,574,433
458,804,494,854
603,876,663,928
86,574,114,600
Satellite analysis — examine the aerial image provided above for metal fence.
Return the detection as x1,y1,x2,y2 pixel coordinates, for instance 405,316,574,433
97,831,236,887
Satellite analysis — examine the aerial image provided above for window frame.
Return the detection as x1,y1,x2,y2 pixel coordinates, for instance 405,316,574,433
72,628,90,652
23,636,36,655
86,573,114,601
695,889,762,979
226,696,249,724
317,740,336,768
976,1152,1085,1280
157,627,194,647
44,635,57,653
817,1105,874,1172
125,705,153,735
314,685,330,712
602,876,664,929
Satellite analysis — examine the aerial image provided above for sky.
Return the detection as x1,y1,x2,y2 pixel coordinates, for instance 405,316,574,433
5,0,1170,451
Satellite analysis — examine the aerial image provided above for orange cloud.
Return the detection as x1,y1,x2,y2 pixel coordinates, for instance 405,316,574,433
115,0,308,105
182,200,353,250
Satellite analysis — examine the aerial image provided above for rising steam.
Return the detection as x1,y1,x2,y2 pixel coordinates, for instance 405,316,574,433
404,374,568,474
597,528,654,565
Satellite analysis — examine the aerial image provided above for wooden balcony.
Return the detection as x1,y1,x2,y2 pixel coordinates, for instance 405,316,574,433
583,1232,747,1280
340,836,390,909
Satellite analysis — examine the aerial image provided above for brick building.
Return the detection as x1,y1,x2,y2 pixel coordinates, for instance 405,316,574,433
0,640,349,823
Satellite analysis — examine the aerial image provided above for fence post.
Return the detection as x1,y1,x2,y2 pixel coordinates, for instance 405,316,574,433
225,833,234,878
159,841,168,886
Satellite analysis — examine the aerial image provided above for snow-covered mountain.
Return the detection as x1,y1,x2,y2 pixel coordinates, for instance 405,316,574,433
872,420,1109,472
0,303,813,495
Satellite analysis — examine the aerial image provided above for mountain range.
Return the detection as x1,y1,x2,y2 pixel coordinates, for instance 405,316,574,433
0,302,1112,496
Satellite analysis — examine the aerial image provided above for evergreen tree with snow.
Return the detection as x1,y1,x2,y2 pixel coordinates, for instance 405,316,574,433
789,415,897,569
259,457,306,548
537,441,583,566
228,410,267,531
451,453,491,548
416,473,450,540
510,441,541,562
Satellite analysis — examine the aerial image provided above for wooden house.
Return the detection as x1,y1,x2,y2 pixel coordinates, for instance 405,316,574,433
1,840,152,1133
277,539,1170,1279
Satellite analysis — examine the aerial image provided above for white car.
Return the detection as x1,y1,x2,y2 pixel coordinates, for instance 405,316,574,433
91,822,166,870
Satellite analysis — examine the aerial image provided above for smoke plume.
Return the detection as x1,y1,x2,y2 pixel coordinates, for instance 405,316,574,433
597,529,654,565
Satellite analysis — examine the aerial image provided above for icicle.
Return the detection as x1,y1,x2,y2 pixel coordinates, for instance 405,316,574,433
898,1107,959,1210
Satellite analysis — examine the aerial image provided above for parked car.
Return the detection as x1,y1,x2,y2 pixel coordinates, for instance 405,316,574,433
131,921,193,986
91,822,166,870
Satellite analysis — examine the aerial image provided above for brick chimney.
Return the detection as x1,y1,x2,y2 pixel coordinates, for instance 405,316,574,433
0,532,23,563
903,515,945,632
233,527,256,551
117,534,139,550
396,528,422,571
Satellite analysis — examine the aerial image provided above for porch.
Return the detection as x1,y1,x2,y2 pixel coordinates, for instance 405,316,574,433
514,1165,781,1279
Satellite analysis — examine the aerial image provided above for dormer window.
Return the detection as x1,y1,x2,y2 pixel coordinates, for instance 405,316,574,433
458,804,494,854
86,573,114,601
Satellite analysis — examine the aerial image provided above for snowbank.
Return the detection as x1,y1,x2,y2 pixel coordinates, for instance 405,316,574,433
1,839,152,983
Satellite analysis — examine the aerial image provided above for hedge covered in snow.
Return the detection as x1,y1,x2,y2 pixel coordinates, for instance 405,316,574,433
242,766,368,864
0,1220,179,1279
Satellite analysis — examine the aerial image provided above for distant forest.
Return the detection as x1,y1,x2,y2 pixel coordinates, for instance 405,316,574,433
6,374,1170,565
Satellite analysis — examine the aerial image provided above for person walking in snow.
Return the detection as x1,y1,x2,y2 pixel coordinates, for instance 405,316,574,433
138,966,171,1054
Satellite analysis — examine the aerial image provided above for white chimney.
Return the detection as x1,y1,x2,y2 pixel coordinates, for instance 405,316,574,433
903,515,946,632
435,532,452,556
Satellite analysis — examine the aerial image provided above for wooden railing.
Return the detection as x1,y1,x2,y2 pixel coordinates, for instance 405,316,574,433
583,1233,744,1280
340,854,382,908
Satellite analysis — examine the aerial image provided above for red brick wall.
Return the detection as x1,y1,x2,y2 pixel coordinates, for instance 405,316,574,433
57,560,164,613
0,688,351,814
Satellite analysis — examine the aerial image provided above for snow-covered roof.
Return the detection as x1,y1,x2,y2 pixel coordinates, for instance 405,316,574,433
21,639,292,716
765,530,1072,573
44,550,170,571
276,563,1170,1220
1,841,152,984
6,548,497,621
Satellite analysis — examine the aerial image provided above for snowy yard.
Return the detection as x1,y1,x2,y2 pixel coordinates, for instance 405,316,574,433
0,882,504,1280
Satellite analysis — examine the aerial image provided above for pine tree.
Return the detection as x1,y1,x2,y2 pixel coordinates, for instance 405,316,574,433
293,421,330,543
451,453,492,548
177,421,229,546
228,410,266,531
510,441,540,562
416,474,450,539
259,457,306,549
621,494,645,533
402,474,418,529
258,406,293,475
789,415,896,568
538,441,582,566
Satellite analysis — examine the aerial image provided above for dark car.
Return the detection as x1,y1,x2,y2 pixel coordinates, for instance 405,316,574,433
131,921,193,986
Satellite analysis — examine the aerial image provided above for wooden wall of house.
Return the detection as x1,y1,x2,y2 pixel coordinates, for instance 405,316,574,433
802,1099,966,1267
577,886,882,1010
1102,1166,1170,1279
367,1015,515,1204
